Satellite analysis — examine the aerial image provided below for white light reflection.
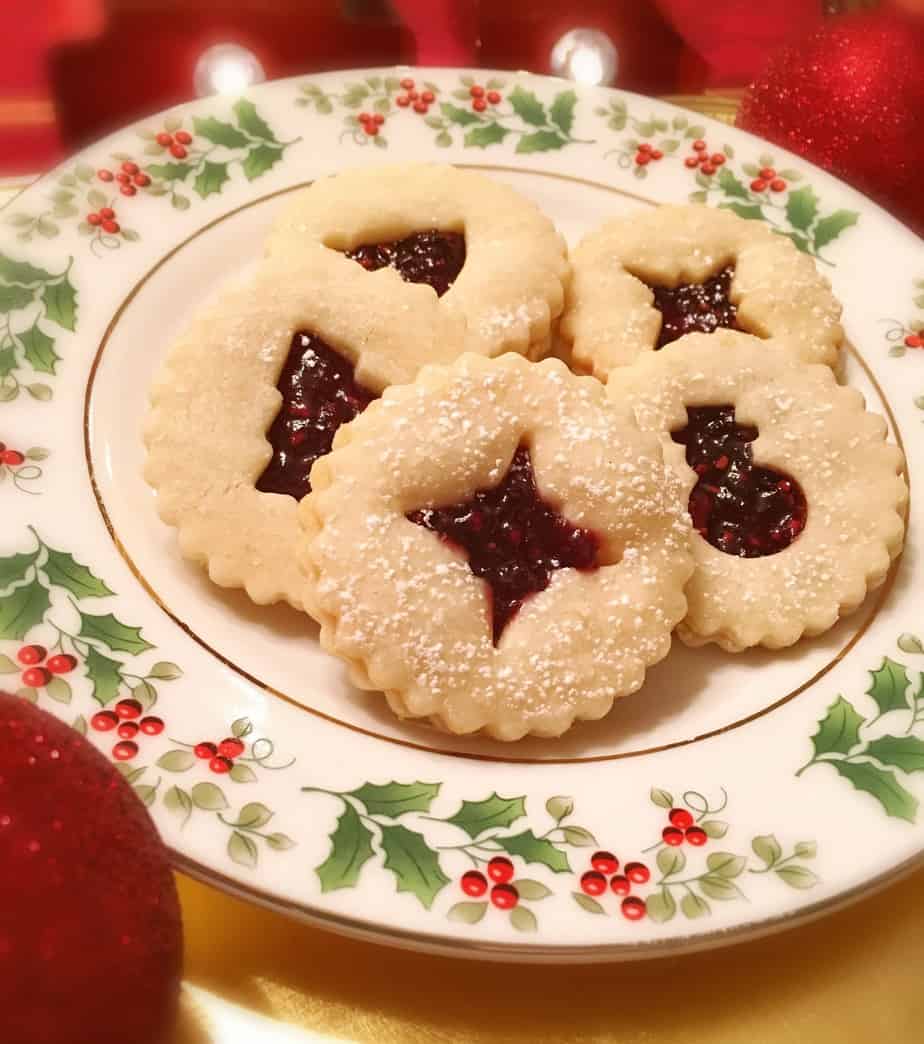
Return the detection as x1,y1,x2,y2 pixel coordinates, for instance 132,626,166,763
550,28,618,87
194,43,266,97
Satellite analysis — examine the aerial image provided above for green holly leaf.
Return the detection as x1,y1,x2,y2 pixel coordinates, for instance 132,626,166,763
463,122,509,148
751,834,782,867
316,802,375,892
0,549,38,588
496,830,570,873
572,892,605,914
775,865,819,890
147,661,182,680
646,888,676,923
18,687,38,703
233,802,273,829
509,906,537,933
242,144,284,181
549,90,577,135
545,796,573,822
685,125,706,139
795,841,817,859
0,283,35,313
191,781,229,810
379,823,449,909
508,86,547,127
0,346,15,378
78,609,153,655
0,253,53,285
513,879,552,901
811,695,866,759
19,320,58,375
164,785,193,824
231,716,253,738
898,634,924,655
72,715,87,736
657,847,686,877
347,781,441,817
706,852,746,878
117,764,145,784
0,654,17,674
866,734,924,773
719,202,765,222
680,892,710,919
440,102,481,126
812,209,858,251
84,645,124,705
699,875,739,901
650,788,673,809
715,168,750,201
228,831,258,868
786,185,819,231
830,760,918,822
133,784,157,807
561,826,597,847
444,793,526,838
867,657,910,717
232,98,277,142
43,545,114,598
193,161,230,199
0,578,50,639
435,131,452,148
129,679,155,710
45,677,71,704
702,820,728,838
266,833,295,851
229,762,256,783
448,901,487,925
41,275,77,332
192,115,249,148
146,162,194,182
157,749,196,772
516,131,568,154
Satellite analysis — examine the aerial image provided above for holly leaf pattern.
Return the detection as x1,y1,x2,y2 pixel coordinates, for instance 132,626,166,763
464,123,509,148
41,275,77,332
78,609,153,655
0,549,38,588
776,865,819,890
242,144,284,181
0,578,50,639
657,847,686,877
516,131,567,154
496,830,570,873
233,98,277,142
0,346,15,378
751,834,782,867
19,321,58,375
348,781,441,818
865,735,924,774
145,162,194,182
813,210,858,251
43,546,114,599
811,695,865,757
440,102,480,126
786,185,819,231
316,802,375,893
379,824,449,909
164,785,193,824
192,115,249,148
831,760,918,822
191,782,229,810
717,168,750,201
548,90,577,135
699,875,739,901
84,645,124,705
509,906,537,933
448,901,487,925
866,658,910,717
0,283,36,313
0,253,53,285
572,892,605,915
508,86,546,127
681,892,710,919
649,788,673,809
445,793,526,838
719,202,764,222
706,852,746,878
193,161,230,199
646,888,677,924
228,831,258,868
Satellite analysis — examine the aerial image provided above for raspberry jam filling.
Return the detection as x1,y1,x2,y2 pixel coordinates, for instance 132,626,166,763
671,405,807,557
256,331,376,501
649,266,739,349
407,446,600,643
346,230,466,297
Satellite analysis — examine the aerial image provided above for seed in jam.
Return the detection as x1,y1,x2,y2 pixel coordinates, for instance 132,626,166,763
256,331,376,501
648,266,739,349
346,230,465,297
407,446,600,643
671,405,807,557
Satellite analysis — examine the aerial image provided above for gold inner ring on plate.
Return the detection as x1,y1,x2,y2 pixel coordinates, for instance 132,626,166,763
83,168,909,765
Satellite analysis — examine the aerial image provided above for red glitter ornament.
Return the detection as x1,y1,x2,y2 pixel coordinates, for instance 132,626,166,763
0,693,182,1044
738,12,924,237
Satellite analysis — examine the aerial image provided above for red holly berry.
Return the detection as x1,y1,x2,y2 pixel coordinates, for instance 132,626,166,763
621,896,647,921
692,139,707,152
711,153,726,166
194,741,217,759
363,123,379,136
101,220,120,235
662,826,684,846
487,90,501,104
407,90,419,101
490,883,518,909
422,90,436,103
116,172,130,184
469,85,485,98
121,161,139,175
472,98,487,112
156,132,174,147
115,699,142,720
396,95,411,107
638,143,653,154
668,808,694,829
651,148,664,160
87,213,102,226
700,162,717,176
120,185,137,197
98,206,114,219
372,113,385,125
904,333,923,348
118,721,139,740
413,101,428,114
609,874,630,896
590,850,619,875
170,144,187,159
685,826,708,846
460,870,488,897
625,861,650,884
1,449,24,466
112,740,138,761
487,856,514,883
140,716,165,736
635,152,651,166
684,156,700,169
759,166,776,180
21,667,50,689
400,77,415,89
209,756,232,774
770,178,787,192
750,178,768,192
133,173,151,187
580,871,608,896
358,112,371,123
46,654,77,675
90,710,119,732
97,169,114,182
217,737,245,759
174,130,192,145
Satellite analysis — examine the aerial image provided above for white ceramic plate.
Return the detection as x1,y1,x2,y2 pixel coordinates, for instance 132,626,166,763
2,68,923,962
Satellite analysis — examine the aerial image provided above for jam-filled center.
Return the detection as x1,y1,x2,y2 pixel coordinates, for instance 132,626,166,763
407,446,600,643
346,229,466,297
671,405,807,558
256,331,376,501
648,265,739,349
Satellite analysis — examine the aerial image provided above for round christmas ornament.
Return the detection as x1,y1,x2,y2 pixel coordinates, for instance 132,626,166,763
0,692,182,1044
737,12,924,236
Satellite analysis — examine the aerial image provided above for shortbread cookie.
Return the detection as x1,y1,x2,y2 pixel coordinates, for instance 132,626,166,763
267,164,569,360
299,353,693,740
614,330,906,651
144,248,467,611
563,204,843,380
